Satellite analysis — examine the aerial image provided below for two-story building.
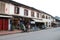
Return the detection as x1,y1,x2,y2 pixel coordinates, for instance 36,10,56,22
0,0,55,31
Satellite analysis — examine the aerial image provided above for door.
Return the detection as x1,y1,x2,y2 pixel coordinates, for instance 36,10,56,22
3,19,8,30
0,18,8,31
0,18,3,30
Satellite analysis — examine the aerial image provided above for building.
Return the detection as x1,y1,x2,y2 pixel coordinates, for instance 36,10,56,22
0,0,55,31
54,16,60,27
55,16,60,20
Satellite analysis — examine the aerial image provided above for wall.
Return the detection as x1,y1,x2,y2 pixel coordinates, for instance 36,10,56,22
5,2,55,27
0,1,5,13
5,3,14,15
5,3,9,14
5,3,54,22
19,7,24,16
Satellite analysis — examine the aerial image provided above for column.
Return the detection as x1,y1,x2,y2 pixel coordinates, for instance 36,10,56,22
8,19,11,31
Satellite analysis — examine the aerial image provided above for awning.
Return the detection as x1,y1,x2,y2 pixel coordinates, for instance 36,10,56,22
32,19,44,22
51,23,57,25
30,21,35,24
0,15,12,18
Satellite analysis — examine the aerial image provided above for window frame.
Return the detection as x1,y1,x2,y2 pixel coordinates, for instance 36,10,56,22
37,13,39,18
46,16,48,19
24,9,28,16
31,11,34,17
14,6,20,14
42,15,45,18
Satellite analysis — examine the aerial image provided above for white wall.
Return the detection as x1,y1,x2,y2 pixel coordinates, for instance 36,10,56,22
28,9,31,17
9,4,14,15
20,7,32,17
35,12,37,18
5,3,14,15
39,13,42,19
5,3,54,27
5,3,9,14
5,3,54,22
19,7,24,16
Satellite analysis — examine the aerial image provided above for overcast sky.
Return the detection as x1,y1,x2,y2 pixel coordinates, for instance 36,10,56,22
13,0,60,17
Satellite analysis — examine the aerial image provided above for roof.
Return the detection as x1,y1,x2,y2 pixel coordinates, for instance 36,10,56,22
0,0,54,18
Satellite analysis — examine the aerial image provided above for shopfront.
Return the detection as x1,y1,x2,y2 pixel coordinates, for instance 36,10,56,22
0,18,8,31
51,22,56,27
10,16,20,31
0,15,12,31
10,17,45,31
35,22,45,29
20,17,31,32
11,16,31,32
31,19,45,31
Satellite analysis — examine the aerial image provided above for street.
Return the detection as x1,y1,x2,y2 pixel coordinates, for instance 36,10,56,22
0,27,60,40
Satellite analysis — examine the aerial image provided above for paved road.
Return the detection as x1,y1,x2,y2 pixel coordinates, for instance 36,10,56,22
0,27,60,40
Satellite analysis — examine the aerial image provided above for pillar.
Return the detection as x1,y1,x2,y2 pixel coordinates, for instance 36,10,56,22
8,19,11,31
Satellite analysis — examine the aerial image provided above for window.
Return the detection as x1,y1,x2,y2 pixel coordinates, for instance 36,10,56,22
46,16,48,19
24,9,28,16
31,11,34,17
37,13,39,18
42,15,45,18
49,17,50,19
14,6,19,14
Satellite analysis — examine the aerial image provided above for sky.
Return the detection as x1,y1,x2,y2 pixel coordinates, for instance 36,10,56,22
13,0,60,17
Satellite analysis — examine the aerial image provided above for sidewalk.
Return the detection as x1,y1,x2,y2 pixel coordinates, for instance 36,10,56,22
0,27,54,36
0,30,22,36
46,27,53,29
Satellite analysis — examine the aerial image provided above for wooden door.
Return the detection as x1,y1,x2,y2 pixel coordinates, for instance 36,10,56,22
0,18,3,30
3,19,8,30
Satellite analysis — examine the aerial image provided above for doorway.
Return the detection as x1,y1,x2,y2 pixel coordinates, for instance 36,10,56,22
0,18,8,31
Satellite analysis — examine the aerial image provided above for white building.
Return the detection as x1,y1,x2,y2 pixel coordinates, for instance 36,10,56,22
0,0,56,31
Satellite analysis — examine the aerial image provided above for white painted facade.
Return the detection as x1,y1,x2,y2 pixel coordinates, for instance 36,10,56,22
5,3,14,15
0,1,56,29
5,3,10,14
19,7,24,16
5,3,53,27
